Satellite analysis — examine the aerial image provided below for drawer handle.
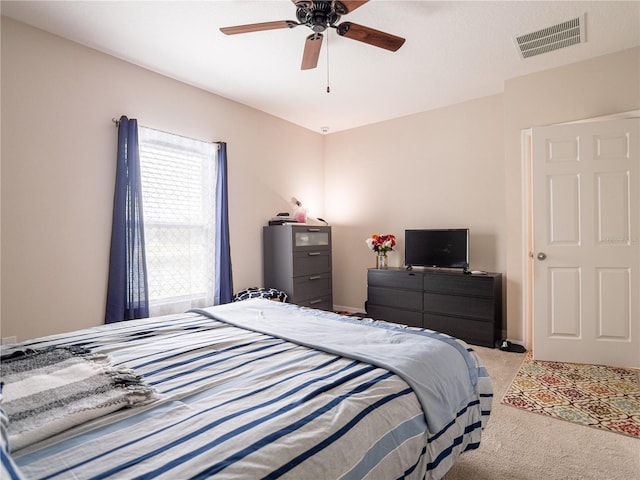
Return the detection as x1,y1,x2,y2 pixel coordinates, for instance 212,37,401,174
308,251,321,256
308,275,321,280
309,299,323,305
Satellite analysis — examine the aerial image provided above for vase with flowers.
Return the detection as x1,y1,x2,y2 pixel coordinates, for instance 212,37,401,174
366,233,396,269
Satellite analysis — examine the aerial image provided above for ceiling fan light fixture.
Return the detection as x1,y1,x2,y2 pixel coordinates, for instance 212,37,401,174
220,0,405,70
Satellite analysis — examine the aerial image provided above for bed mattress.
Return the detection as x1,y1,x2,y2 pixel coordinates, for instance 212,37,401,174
1,299,492,479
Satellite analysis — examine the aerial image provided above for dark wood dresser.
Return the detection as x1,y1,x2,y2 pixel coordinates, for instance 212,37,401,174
366,267,502,347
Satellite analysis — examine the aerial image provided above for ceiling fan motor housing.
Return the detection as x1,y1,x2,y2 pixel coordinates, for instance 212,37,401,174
295,1,345,32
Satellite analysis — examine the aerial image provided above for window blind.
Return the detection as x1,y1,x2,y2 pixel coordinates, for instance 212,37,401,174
138,126,217,316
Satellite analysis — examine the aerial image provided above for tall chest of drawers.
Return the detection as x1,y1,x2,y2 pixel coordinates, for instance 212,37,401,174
263,225,333,311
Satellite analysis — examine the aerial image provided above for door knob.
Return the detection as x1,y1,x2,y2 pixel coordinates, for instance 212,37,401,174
537,252,547,261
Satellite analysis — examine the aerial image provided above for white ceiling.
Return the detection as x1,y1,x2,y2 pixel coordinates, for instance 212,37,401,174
2,1,639,133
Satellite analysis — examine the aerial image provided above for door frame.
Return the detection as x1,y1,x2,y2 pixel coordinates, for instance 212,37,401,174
521,128,534,351
520,110,640,353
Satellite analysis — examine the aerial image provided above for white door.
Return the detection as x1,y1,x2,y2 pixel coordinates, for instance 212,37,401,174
532,118,639,367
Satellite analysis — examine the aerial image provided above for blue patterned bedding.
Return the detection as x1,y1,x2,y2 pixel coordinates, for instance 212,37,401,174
2,299,492,480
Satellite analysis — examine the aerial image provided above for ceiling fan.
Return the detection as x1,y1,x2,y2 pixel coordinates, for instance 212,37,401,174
220,0,406,70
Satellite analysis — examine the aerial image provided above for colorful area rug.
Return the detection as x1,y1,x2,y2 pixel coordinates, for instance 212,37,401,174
502,353,640,438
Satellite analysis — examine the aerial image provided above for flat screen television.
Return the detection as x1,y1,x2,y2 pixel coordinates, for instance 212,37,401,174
405,229,469,269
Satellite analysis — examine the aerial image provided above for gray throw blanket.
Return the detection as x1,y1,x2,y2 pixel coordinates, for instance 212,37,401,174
1,346,157,451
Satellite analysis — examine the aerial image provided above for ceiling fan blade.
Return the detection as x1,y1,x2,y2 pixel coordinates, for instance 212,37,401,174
220,20,299,35
336,22,405,51
301,33,323,70
339,1,369,13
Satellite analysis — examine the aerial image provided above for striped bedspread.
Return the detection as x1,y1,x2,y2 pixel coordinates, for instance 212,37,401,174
3,300,492,480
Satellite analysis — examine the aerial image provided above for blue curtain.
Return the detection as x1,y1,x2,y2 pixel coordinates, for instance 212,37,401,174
105,116,149,323
215,142,233,304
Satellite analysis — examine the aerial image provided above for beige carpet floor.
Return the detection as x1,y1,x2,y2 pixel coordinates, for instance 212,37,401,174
443,347,640,480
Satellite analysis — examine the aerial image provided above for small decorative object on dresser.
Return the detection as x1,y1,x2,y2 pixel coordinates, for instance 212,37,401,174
376,252,388,269
366,233,396,269
291,197,307,223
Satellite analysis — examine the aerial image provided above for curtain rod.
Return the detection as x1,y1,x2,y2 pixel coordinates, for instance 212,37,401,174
112,117,223,147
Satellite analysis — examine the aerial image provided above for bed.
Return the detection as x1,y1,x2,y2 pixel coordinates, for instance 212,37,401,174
1,298,492,479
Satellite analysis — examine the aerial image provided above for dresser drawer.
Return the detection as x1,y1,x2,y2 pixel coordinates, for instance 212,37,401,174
424,274,494,297
297,295,333,311
368,270,422,290
366,304,422,328
424,293,494,321
424,313,496,348
293,227,331,250
293,250,331,276
367,286,422,311
293,272,332,301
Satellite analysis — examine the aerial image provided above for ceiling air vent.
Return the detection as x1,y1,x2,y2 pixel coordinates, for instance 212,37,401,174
515,14,586,59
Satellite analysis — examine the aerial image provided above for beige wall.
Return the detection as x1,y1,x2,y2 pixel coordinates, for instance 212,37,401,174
326,47,640,346
1,18,324,341
324,95,505,315
2,16,638,346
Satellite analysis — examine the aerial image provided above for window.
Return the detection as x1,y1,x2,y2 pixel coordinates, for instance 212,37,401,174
138,126,218,316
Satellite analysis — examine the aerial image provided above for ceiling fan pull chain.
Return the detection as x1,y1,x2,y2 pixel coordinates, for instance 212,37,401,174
326,31,331,93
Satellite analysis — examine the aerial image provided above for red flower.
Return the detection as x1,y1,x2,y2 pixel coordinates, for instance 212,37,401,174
366,234,396,253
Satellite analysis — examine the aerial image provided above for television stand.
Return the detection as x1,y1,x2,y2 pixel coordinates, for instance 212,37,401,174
365,267,502,348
